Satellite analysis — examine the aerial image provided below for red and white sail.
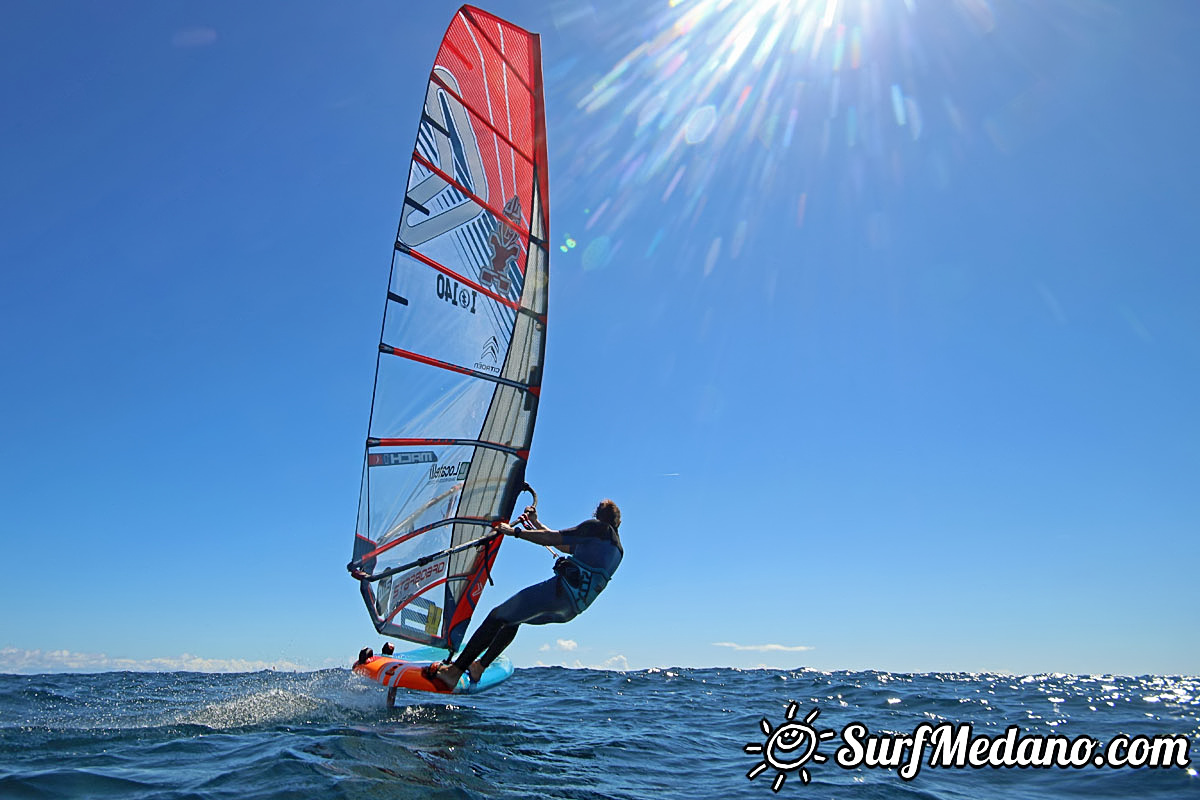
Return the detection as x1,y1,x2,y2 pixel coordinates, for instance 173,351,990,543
349,6,550,654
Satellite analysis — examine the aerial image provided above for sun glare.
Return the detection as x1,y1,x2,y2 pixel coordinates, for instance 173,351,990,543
556,0,1008,274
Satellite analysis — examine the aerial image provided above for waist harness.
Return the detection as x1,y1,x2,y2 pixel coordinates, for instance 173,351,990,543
553,555,613,614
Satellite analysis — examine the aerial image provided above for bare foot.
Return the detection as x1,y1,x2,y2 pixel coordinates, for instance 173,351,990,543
467,661,485,683
433,662,462,690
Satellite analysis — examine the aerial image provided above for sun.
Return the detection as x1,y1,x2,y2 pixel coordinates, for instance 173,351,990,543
744,702,837,792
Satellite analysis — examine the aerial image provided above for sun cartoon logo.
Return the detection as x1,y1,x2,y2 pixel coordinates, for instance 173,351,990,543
744,702,837,792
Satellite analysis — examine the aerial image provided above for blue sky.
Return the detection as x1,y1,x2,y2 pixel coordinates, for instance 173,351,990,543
2,0,1197,677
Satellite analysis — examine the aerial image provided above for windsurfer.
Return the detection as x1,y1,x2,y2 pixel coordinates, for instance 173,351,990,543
433,499,624,690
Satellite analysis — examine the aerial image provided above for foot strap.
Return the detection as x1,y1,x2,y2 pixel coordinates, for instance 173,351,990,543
421,661,448,681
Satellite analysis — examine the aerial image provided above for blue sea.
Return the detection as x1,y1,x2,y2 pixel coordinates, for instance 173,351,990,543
1,668,1196,799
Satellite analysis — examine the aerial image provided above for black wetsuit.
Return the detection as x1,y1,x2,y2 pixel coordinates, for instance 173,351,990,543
451,519,623,673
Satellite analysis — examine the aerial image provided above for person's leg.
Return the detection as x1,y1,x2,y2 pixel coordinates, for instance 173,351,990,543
435,577,569,688
450,613,506,673
477,623,520,669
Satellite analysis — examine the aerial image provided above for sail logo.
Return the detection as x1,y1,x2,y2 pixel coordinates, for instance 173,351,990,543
391,560,446,607
480,196,524,297
368,451,438,468
436,273,477,314
480,336,499,362
399,68,489,247
474,336,502,374
429,461,471,481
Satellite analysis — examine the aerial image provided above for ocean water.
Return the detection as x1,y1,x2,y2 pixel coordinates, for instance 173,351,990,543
0,668,1196,799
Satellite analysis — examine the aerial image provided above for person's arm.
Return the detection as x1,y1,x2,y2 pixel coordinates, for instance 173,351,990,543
496,521,574,553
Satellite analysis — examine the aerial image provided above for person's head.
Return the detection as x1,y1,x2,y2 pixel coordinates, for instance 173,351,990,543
356,647,374,665
381,642,395,656
595,499,621,529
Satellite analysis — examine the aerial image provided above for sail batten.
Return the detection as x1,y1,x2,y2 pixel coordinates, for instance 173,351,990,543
410,151,531,244
428,73,535,164
393,244,524,311
351,5,548,655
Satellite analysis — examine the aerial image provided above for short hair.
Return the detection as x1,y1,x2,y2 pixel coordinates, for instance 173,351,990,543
595,499,621,529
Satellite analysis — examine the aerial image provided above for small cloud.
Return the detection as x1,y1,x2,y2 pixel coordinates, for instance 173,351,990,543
661,472,680,477
556,639,578,651
539,643,551,652
712,641,813,653
0,647,308,674
600,654,629,671
172,28,217,48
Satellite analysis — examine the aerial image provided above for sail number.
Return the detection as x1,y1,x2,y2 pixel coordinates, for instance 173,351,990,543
436,274,477,314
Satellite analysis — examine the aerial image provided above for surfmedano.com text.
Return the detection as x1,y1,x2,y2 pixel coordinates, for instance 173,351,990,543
836,721,1192,780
